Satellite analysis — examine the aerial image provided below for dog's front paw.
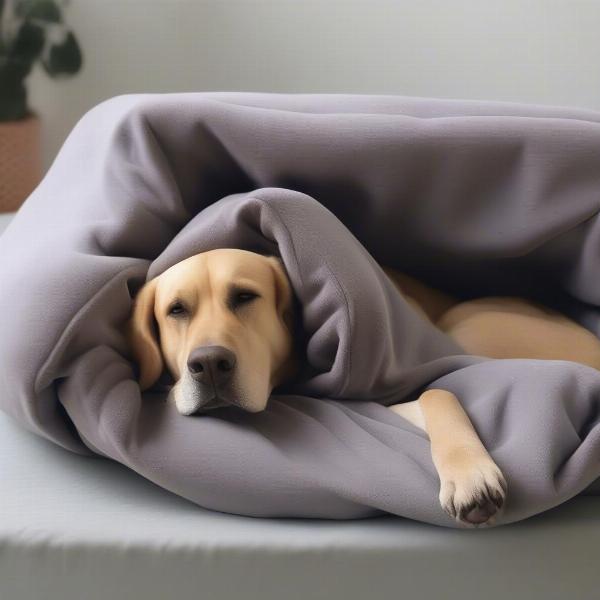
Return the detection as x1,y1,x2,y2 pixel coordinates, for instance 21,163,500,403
438,453,507,527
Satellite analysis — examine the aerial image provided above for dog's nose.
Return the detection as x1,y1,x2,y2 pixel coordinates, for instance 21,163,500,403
187,346,236,386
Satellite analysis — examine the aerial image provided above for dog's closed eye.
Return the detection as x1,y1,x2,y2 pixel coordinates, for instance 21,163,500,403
168,301,187,317
228,288,259,311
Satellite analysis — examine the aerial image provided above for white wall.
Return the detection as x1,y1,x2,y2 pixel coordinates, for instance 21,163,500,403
28,0,600,169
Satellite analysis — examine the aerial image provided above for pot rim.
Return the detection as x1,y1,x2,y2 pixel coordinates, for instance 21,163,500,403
0,111,39,125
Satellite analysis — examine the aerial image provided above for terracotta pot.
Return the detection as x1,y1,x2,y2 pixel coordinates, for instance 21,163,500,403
0,114,42,212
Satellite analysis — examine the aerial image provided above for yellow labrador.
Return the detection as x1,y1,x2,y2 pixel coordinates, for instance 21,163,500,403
128,249,600,526
127,250,295,415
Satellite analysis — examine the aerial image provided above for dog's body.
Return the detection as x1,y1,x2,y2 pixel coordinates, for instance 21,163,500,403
386,269,600,525
128,250,600,527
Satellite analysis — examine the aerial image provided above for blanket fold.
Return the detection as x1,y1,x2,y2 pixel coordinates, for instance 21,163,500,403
2,92,600,526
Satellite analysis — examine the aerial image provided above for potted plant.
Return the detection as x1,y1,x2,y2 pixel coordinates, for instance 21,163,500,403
0,0,82,212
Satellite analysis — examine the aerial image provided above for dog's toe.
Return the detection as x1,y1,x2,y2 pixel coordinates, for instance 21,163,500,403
460,495,501,526
439,461,507,528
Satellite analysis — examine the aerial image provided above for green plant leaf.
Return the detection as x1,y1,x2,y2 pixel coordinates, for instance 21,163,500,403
15,0,62,23
42,31,82,75
0,1,5,53
10,22,45,63
0,57,31,83
0,63,27,120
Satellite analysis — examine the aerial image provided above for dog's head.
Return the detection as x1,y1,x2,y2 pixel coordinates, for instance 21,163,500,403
127,249,295,415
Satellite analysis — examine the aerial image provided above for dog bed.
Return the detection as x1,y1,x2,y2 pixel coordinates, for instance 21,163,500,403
1,93,600,527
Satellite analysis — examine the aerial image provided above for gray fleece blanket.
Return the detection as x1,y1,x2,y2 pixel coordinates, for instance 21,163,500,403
2,93,600,527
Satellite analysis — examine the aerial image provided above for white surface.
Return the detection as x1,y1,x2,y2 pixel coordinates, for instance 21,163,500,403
27,0,600,170
0,212,14,235
1,409,600,600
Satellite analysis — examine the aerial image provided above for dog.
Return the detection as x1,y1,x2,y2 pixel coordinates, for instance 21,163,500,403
127,249,600,526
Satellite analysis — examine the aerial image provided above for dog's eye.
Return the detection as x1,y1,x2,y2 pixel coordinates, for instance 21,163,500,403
229,290,259,310
167,301,186,317
237,291,258,303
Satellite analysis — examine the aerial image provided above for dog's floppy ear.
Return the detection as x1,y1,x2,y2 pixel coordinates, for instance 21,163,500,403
266,256,293,330
127,277,163,391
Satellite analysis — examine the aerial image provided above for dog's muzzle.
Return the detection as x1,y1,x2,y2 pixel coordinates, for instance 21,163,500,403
182,345,238,413
187,345,236,386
